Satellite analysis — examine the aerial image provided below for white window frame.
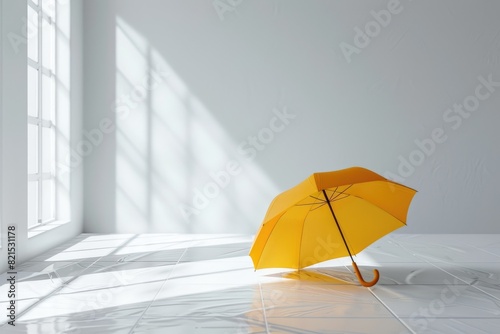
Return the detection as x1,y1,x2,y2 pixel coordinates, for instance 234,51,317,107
27,0,58,229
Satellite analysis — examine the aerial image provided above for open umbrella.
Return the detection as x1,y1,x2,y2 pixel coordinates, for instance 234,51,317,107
249,167,417,287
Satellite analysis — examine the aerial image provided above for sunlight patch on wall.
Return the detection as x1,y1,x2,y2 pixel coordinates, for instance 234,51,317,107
115,17,279,233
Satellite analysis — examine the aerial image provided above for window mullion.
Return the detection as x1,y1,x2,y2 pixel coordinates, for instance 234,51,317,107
41,66,48,76
28,58,39,70
27,0,38,11
29,2,59,227
54,2,59,221
40,119,53,128
28,116,39,125
37,6,43,225
41,173,52,180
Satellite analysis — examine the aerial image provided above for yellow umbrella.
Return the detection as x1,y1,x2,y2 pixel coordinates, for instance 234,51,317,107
249,167,417,287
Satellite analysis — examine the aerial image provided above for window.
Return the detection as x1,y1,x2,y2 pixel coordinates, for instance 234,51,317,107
27,0,57,228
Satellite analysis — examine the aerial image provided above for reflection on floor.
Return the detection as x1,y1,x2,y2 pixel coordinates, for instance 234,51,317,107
1,234,500,333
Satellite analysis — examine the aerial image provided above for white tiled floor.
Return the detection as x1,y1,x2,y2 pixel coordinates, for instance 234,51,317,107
1,234,500,333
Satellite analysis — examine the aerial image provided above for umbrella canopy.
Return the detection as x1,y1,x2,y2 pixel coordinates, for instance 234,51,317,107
249,167,417,287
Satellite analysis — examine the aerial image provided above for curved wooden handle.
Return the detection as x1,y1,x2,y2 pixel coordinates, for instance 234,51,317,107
352,261,380,287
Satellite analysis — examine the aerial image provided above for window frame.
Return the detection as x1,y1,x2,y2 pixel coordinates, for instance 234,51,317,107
27,0,58,229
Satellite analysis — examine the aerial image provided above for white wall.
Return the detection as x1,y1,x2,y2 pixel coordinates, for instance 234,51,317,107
69,0,84,242
0,0,3,258
0,0,84,273
82,0,117,233
82,0,500,234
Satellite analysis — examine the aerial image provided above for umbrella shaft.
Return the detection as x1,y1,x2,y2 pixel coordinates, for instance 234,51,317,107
322,190,354,262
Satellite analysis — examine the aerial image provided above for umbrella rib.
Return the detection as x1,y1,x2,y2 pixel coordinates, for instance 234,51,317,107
310,202,328,211
309,195,325,202
296,187,354,210
330,184,353,201
295,202,327,211
331,194,350,202
298,187,352,208
253,210,288,269
328,187,339,201
298,199,318,268
297,213,306,269
295,201,324,206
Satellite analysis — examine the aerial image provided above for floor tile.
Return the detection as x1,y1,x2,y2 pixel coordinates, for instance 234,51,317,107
400,317,500,334
354,242,425,264
0,298,40,326
98,247,187,263
60,261,174,292
17,281,164,322
144,284,262,318
430,262,500,285
168,257,257,285
471,280,500,300
6,318,139,334
132,316,267,334
399,244,500,263
348,262,459,285
371,284,500,318
266,317,411,334
260,282,393,318
2,233,500,333
180,245,251,262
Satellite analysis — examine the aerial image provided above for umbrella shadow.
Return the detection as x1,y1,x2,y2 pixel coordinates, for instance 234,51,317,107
264,267,357,285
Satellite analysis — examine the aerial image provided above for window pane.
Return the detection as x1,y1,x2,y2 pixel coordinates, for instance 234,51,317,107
28,66,39,117
28,124,39,174
42,0,56,18
28,181,39,228
32,0,39,6
27,6,38,62
42,73,55,121
42,179,55,222
42,126,54,174
42,20,55,72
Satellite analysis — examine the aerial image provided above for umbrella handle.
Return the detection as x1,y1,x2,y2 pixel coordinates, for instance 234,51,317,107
352,261,380,287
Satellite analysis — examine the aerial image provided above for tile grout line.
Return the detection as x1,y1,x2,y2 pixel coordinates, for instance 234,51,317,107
1,260,101,327
258,281,271,334
5,234,498,332
377,238,453,333
468,244,500,260
423,259,500,303
395,237,500,264
1,234,142,327
395,239,482,287
368,287,417,334
394,239,500,326
127,246,189,334
468,285,500,303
